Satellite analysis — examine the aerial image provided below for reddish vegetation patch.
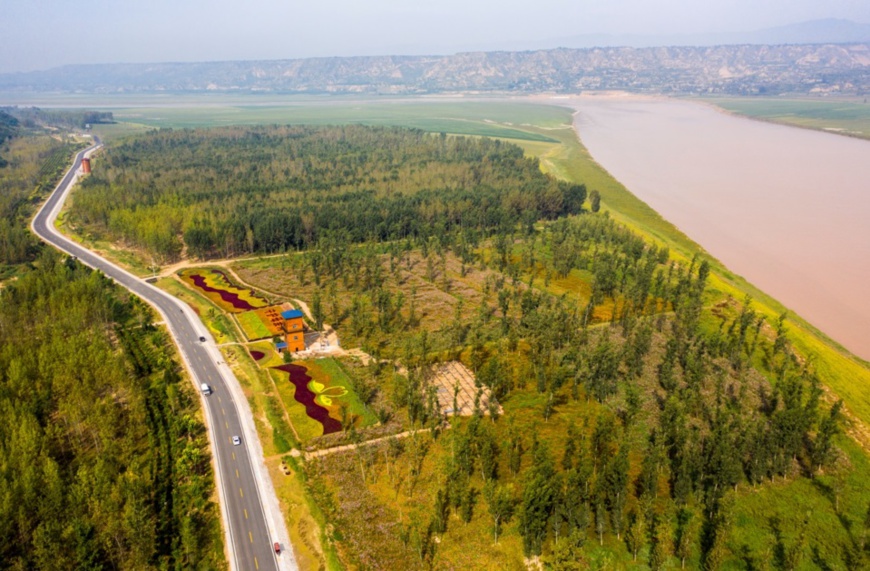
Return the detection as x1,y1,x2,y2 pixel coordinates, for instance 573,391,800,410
189,273,259,311
273,364,342,434
249,350,266,361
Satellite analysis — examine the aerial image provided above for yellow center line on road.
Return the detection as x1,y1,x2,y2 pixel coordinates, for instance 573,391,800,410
236,469,239,478
240,488,244,498
232,452,235,460
249,531,253,543
222,408,225,415
244,508,248,519
255,556,259,570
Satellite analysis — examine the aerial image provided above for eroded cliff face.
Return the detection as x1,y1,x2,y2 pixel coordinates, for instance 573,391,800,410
3,43,869,95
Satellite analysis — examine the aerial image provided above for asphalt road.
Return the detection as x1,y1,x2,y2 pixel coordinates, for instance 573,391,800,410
32,139,286,571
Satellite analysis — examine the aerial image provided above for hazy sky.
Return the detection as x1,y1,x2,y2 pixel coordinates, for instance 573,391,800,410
2,0,869,72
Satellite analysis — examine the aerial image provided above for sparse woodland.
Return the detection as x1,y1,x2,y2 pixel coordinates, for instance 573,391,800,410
247,208,857,569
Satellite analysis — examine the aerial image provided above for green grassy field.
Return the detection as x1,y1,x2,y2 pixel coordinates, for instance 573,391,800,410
101,99,568,142
703,96,870,140
315,357,379,428
90,120,154,142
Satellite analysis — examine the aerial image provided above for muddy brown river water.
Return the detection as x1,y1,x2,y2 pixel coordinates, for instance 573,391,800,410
566,95,870,360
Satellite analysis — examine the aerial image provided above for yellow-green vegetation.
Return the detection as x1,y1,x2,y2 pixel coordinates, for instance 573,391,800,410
247,340,284,367
267,454,339,571
703,96,870,140
271,367,325,443
237,308,277,340
270,358,379,444
728,436,870,571
235,304,291,341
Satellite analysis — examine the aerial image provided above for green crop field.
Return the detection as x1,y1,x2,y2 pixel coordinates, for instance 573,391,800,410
703,96,870,140
102,98,567,142
236,310,274,340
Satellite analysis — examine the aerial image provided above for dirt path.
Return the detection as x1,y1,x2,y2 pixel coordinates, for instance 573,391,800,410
301,428,432,459
158,253,287,278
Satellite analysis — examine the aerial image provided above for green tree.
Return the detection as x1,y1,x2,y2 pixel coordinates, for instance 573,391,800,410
674,507,698,569
483,482,515,544
590,189,601,213
519,442,558,556
811,400,843,471
544,530,588,570
625,508,646,561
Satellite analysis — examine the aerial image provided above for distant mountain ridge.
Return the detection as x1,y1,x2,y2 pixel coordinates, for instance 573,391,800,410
2,42,869,96
530,18,870,52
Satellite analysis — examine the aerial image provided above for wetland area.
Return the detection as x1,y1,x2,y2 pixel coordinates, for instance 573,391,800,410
569,95,870,360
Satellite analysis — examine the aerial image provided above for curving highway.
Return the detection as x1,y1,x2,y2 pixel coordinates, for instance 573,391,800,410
32,138,295,571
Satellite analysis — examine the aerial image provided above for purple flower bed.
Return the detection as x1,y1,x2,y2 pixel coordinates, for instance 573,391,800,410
273,364,342,434
188,273,259,311
249,350,266,361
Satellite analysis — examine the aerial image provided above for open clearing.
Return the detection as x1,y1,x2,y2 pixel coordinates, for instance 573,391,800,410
704,96,870,139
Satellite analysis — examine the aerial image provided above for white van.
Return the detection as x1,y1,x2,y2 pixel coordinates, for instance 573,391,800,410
201,383,212,395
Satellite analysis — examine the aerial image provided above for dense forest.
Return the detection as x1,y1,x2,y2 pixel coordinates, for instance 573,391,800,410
70,125,586,261
0,252,225,569
0,117,85,273
0,110,17,167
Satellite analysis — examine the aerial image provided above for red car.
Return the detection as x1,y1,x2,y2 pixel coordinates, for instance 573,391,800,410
274,542,281,554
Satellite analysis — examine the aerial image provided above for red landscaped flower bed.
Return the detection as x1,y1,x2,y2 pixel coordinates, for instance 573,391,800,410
249,350,266,361
273,364,342,434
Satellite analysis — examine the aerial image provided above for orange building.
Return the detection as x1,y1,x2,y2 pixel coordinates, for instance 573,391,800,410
81,157,91,174
280,309,306,352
